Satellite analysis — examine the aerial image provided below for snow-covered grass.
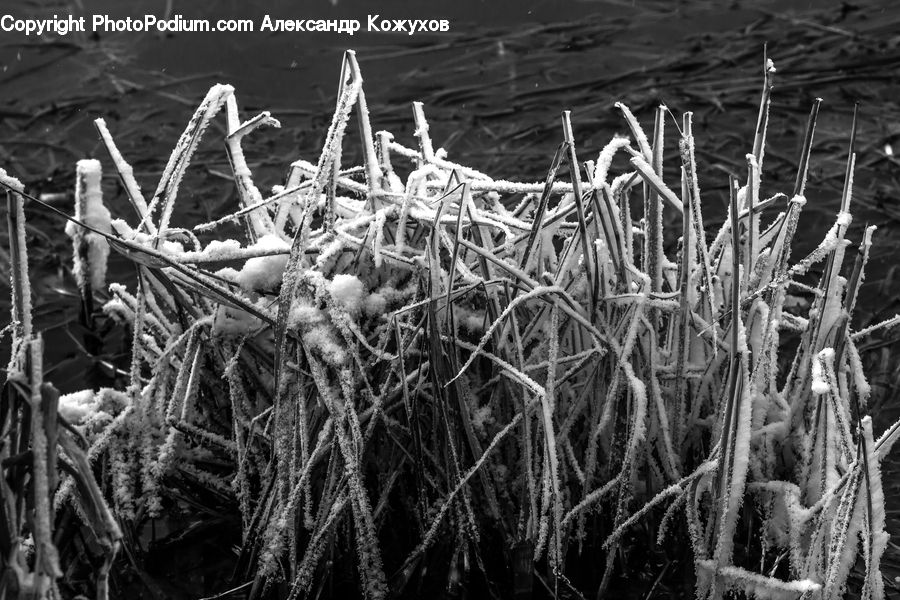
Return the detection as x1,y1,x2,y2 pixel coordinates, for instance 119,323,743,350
3,50,899,599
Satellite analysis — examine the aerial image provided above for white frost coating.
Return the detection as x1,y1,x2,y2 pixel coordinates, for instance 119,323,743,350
846,341,871,407
328,274,366,316
288,300,347,365
628,154,684,212
248,232,290,253
28,74,899,600
609,171,638,199
371,209,387,268
66,159,111,291
363,292,387,317
110,219,134,237
821,468,865,599
470,404,494,437
836,211,852,228
95,118,153,232
58,389,98,424
787,219,843,278
387,139,491,181
592,136,631,185
234,234,290,292
225,95,277,238
0,170,25,330
875,415,900,460
386,171,404,194
110,219,185,254
460,312,485,334
174,244,290,265
0,167,24,191
235,257,287,292
200,239,242,259
213,304,264,336
287,301,321,330
861,417,888,600
151,84,234,236
712,356,753,571
615,102,652,161
303,327,347,365
214,267,241,281
811,348,834,395
697,560,820,599
102,297,132,324
851,313,900,342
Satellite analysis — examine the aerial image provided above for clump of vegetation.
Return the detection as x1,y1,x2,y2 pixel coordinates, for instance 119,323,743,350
2,50,898,599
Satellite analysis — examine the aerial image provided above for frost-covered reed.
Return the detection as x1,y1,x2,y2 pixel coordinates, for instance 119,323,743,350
2,167,121,600
4,50,899,599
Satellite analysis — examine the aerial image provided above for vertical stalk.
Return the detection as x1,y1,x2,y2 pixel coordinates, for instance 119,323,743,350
745,154,759,284
562,111,596,310
5,175,32,369
751,50,776,171
346,51,382,197
412,101,435,165
647,105,666,294
792,98,822,198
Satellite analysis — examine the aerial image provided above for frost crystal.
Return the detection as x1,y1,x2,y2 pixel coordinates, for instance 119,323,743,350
811,348,834,395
